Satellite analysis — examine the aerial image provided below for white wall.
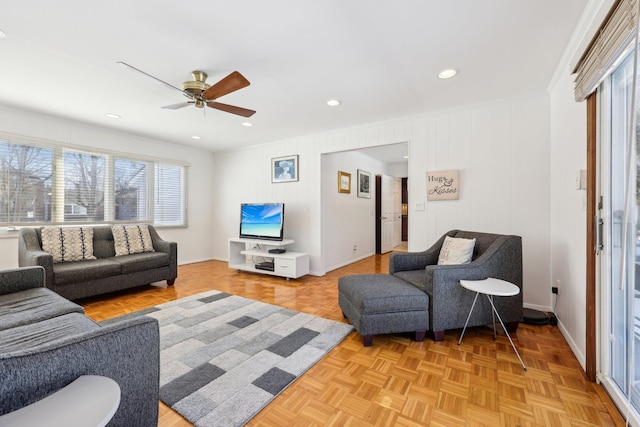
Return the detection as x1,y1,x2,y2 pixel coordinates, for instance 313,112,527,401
212,94,553,311
0,105,216,268
544,0,605,369
321,150,384,272
549,67,587,368
408,96,552,309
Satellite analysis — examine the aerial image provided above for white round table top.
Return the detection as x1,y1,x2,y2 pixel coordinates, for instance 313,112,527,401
459,277,519,296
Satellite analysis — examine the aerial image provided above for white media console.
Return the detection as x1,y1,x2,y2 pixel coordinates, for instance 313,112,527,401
228,237,309,279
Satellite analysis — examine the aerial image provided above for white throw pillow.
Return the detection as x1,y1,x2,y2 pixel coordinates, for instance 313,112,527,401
41,227,97,263
437,236,476,265
112,224,155,256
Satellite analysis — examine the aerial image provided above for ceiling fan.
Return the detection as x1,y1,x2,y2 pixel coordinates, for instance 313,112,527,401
117,62,256,118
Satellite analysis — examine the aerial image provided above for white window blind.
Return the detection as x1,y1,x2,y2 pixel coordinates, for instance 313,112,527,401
114,158,148,222
574,0,639,101
154,162,186,226
0,142,53,223
0,134,188,227
62,150,106,222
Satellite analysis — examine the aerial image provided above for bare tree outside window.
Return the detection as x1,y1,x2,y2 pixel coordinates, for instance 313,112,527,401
115,158,147,221
64,152,105,221
0,139,186,227
0,143,52,223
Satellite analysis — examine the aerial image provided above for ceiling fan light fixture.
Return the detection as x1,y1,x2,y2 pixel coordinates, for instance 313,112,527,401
327,99,341,107
105,113,121,119
438,69,458,79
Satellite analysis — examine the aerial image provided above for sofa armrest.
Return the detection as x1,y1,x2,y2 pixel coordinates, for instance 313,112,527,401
148,225,178,280
0,315,159,427
18,228,54,288
0,267,46,295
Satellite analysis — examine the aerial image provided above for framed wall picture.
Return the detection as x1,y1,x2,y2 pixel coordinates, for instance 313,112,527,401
357,169,371,198
272,155,299,183
338,171,351,193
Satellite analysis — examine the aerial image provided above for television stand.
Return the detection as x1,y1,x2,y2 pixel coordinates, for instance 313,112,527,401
228,238,309,279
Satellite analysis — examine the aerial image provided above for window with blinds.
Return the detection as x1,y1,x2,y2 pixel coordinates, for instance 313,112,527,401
0,136,187,227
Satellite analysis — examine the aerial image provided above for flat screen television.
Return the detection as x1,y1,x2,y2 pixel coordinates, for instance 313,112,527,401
239,203,285,241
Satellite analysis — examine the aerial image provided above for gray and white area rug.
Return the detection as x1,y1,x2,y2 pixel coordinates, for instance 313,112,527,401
137,290,353,426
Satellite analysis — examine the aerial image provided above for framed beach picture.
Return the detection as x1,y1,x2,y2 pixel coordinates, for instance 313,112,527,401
357,169,371,198
338,171,351,193
272,155,299,183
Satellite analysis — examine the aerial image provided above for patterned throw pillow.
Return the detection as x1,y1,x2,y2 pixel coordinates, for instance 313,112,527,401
437,236,476,265
112,225,155,256
41,227,97,263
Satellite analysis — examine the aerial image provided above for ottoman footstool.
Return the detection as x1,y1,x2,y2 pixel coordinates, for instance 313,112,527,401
338,274,429,347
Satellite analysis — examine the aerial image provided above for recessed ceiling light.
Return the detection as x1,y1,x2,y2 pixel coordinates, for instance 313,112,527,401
403,156,409,159
327,99,341,107
0,29,6,39
438,69,458,79
105,113,121,119
242,122,253,127
191,135,201,140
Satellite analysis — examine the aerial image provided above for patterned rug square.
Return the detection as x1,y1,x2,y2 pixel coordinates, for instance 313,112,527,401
135,290,353,426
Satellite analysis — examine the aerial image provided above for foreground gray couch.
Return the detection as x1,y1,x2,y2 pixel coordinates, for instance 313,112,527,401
18,225,177,300
0,266,160,427
390,230,523,340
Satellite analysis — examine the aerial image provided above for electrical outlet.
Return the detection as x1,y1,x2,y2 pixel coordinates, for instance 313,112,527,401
552,287,558,294
353,245,357,252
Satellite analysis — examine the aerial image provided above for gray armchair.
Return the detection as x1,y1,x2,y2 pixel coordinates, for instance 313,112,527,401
389,230,523,341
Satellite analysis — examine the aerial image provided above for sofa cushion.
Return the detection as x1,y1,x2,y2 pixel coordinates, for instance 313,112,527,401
111,252,170,274
0,287,84,332
53,259,121,286
41,227,97,263
437,236,475,265
0,313,99,353
112,225,155,256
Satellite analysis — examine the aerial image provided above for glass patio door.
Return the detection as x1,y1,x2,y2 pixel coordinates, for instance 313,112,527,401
599,47,640,425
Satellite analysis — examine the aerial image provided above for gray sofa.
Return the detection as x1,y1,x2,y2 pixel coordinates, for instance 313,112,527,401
390,230,523,340
0,266,160,426
18,225,177,300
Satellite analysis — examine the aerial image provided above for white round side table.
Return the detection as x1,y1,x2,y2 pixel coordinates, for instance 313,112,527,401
458,277,526,370
0,375,121,427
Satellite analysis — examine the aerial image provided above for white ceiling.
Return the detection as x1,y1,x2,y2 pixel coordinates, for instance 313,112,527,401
0,1,587,153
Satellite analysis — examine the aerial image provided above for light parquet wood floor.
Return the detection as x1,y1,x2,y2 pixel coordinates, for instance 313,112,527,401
81,254,625,426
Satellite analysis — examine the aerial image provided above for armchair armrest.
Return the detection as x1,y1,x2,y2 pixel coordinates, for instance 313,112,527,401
0,316,160,427
0,267,46,295
389,251,438,274
389,230,457,274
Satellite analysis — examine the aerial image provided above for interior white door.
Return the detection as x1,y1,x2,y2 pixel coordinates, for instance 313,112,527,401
380,175,394,253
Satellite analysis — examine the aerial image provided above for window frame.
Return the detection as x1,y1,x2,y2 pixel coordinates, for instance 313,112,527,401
0,132,189,228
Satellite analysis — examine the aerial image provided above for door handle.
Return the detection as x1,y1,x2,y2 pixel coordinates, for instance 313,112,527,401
594,214,603,254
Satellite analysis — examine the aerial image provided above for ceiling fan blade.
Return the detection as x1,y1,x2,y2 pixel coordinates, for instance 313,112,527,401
207,101,256,117
117,61,186,96
203,71,250,100
162,101,193,110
